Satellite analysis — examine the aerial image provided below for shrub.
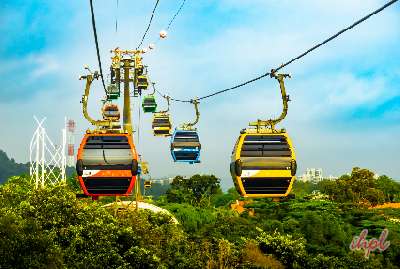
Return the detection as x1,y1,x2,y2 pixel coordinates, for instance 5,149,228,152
257,230,307,269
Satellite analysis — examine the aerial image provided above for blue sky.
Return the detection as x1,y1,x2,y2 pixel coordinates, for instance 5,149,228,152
0,0,399,188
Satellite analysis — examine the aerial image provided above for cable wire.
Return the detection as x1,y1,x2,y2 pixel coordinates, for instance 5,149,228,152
273,0,399,73
166,0,186,31
136,0,160,50
137,96,142,149
115,0,119,33
89,0,107,92
149,0,187,49
156,0,399,103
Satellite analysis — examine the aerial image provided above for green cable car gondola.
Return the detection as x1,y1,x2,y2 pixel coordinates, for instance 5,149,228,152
106,84,120,100
142,95,157,113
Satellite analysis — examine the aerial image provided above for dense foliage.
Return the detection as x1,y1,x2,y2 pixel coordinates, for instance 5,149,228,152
0,168,399,268
293,167,400,205
165,174,222,206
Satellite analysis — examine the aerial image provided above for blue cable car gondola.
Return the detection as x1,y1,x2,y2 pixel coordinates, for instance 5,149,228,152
170,99,201,164
170,129,201,163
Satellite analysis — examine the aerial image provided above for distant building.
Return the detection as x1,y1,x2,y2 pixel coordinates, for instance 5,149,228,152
300,168,323,182
327,175,338,180
151,178,174,185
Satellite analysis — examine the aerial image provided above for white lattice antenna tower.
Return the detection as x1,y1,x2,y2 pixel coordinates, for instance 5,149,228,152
66,119,76,166
29,117,67,188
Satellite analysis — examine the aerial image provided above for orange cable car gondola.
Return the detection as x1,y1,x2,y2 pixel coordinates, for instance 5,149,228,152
76,133,138,196
102,103,120,121
77,61,139,198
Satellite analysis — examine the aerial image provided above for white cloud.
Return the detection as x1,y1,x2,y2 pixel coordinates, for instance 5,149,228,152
327,74,386,106
0,53,60,80
28,54,60,79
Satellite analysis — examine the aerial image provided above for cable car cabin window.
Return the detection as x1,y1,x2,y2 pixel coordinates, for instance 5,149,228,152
82,136,133,167
240,135,292,170
84,136,130,149
171,131,201,149
143,98,156,104
152,119,171,127
154,130,171,135
173,131,199,142
103,111,120,116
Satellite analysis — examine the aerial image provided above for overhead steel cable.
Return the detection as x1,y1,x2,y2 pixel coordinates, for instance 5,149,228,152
148,0,187,49
272,0,399,73
89,0,107,92
137,96,142,150
115,0,119,33
156,0,399,103
136,0,160,50
166,0,186,31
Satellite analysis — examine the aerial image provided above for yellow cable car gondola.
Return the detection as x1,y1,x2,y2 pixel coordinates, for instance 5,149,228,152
134,52,148,92
136,75,149,91
152,112,172,136
230,73,297,198
152,95,172,136
144,180,152,189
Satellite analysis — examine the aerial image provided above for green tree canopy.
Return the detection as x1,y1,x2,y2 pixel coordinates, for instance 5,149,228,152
319,167,388,205
166,174,222,206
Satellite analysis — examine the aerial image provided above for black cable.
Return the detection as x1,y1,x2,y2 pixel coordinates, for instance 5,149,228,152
137,96,142,148
115,0,119,33
273,0,399,73
155,73,271,103
166,0,186,31
148,0,187,49
198,73,270,101
136,0,160,50
156,0,399,103
89,0,107,92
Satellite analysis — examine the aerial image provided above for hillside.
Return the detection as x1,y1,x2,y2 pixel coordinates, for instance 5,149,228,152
0,150,29,184
0,150,79,185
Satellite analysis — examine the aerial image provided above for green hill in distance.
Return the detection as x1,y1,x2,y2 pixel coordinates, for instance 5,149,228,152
0,150,77,184
0,150,29,184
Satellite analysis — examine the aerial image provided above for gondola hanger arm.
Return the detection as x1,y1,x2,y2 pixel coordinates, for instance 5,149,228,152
150,81,156,95
157,95,171,113
181,98,200,130
249,73,290,132
80,68,118,130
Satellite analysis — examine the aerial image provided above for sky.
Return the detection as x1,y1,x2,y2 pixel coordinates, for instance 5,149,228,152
0,0,399,189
